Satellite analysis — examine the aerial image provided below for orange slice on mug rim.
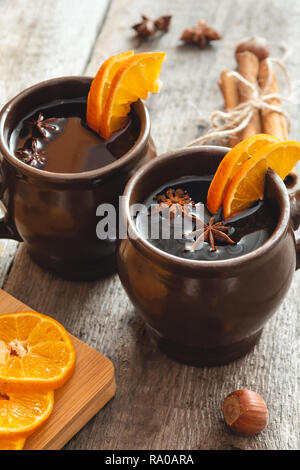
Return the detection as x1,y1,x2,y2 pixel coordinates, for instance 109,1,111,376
206,134,280,215
222,140,300,219
100,51,166,139
223,152,268,219
86,50,134,133
263,140,300,180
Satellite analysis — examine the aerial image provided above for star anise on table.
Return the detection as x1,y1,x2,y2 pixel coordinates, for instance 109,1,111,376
185,215,235,252
180,20,222,48
133,14,172,40
26,112,57,138
16,138,46,168
151,188,195,219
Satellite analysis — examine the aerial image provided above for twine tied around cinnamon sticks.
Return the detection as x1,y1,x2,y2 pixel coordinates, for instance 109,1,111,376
187,54,291,148
187,38,297,186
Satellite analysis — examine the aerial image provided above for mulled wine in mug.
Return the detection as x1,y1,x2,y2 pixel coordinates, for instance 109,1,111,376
117,146,300,366
0,77,156,280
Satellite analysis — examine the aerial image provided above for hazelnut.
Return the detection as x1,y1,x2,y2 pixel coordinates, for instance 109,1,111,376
222,389,269,436
235,36,270,61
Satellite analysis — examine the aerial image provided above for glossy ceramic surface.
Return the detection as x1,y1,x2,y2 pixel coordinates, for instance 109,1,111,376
117,147,300,366
0,77,156,280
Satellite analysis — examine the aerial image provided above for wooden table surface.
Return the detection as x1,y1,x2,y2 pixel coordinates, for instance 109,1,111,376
0,0,299,450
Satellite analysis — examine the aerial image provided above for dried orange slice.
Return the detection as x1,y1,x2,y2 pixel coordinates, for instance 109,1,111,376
223,152,268,219
0,312,76,392
0,390,53,438
0,437,26,450
100,51,166,139
86,50,134,132
207,134,279,214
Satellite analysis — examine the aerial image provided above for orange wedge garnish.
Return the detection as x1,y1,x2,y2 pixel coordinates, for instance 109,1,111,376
100,52,166,139
0,437,26,450
223,140,300,219
262,141,300,180
223,152,268,219
86,50,134,132
0,390,53,438
207,134,279,214
0,312,76,392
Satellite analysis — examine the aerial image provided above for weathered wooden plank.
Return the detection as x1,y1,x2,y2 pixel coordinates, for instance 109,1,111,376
0,0,110,285
4,249,300,450
3,0,300,450
0,0,110,101
77,0,300,449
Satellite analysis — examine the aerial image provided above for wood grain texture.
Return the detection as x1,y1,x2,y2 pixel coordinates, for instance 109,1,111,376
1,0,300,450
0,289,115,450
0,0,110,102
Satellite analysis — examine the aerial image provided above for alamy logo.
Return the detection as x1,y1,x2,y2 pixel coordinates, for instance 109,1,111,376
96,196,205,249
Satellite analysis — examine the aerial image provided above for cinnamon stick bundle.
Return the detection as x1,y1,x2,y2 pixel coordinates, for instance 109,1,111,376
258,59,288,140
259,59,297,187
218,70,240,147
236,51,262,139
218,51,263,147
218,37,297,187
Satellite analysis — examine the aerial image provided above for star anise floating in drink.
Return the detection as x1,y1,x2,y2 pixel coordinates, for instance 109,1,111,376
133,14,172,40
26,112,58,138
16,138,46,168
185,215,235,252
16,112,61,168
180,19,222,48
151,187,235,251
152,188,195,219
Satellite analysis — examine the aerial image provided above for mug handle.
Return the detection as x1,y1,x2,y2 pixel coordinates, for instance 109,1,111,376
290,190,300,270
0,171,22,241
0,208,21,240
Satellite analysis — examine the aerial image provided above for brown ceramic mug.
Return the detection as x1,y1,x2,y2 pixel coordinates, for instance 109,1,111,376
0,76,156,280
117,146,300,366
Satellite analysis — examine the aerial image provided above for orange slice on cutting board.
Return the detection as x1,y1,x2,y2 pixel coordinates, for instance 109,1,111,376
0,390,54,438
100,51,166,139
86,50,134,132
223,140,300,219
207,134,280,214
0,437,26,450
0,311,76,392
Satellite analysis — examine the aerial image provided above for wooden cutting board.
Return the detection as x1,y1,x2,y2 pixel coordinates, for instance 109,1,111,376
0,288,116,450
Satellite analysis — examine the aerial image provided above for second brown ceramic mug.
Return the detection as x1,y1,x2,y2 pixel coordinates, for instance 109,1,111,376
0,77,156,280
117,147,300,366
